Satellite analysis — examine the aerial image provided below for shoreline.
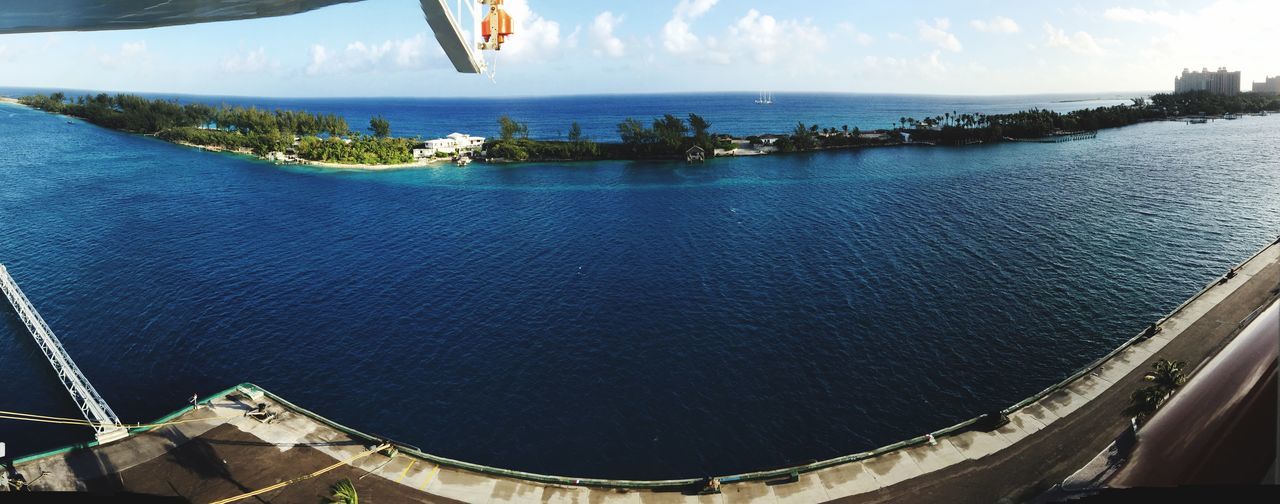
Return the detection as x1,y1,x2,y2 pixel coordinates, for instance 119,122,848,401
169,139,254,156
167,139,448,170
13,92,1279,171
9,98,451,171
303,157,447,170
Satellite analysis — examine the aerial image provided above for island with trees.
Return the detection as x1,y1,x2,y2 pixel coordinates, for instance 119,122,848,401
13,90,1280,168
17,92,420,167
482,91,1280,162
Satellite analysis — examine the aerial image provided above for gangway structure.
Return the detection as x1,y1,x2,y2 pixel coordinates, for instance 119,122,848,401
0,264,127,444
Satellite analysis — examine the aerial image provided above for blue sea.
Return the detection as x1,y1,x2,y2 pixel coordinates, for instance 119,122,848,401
1,91,1278,479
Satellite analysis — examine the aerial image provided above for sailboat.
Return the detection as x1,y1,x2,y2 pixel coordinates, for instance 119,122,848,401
754,91,773,105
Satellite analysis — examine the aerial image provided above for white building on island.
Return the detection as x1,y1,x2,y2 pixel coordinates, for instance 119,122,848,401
1174,67,1241,95
413,132,486,159
1252,76,1280,94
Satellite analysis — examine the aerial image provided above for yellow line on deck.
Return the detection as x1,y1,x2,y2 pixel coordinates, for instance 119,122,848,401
397,459,417,484
420,464,441,491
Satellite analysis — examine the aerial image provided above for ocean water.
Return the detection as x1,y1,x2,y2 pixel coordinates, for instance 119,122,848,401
0,96,1278,480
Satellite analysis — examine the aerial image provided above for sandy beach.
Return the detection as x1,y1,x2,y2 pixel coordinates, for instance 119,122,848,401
171,141,453,170
0,96,25,105
302,158,449,170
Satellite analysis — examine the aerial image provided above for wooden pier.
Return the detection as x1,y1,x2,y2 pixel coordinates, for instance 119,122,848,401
1004,130,1098,143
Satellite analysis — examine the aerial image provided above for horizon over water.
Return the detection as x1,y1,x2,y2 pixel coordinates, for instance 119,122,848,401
1,87,1138,141
1,93,1278,479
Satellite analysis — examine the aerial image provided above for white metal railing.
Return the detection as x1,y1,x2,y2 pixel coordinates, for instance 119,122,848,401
420,0,490,75
0,264,126,443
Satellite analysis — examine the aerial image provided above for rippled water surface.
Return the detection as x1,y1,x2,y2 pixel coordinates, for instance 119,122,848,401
1,99,1278,479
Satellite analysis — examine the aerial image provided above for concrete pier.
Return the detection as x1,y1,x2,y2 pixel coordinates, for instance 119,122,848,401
7,237,1279,502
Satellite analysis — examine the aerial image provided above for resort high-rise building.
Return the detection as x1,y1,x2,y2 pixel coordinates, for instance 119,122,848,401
1252,76,1280,94
1174,67,1241,95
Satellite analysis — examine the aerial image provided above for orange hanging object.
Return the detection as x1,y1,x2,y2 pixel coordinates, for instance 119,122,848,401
480,0,513,50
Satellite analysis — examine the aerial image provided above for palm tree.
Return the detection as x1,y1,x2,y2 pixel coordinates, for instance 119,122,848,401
1144,359,1187,391
330,479,358,504
1124,358,1187,420
1124,386,1165,419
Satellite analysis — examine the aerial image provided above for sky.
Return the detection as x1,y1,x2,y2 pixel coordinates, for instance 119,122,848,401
0,0,1276,98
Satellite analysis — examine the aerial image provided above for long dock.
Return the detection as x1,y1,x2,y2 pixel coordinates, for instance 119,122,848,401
6,236,1280,501
0,264,127,444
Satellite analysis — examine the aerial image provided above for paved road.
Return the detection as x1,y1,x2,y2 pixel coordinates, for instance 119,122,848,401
831,250,1280,503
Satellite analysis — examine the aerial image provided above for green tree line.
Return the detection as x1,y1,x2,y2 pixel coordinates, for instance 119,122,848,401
483,116,603,161
20,92,416,164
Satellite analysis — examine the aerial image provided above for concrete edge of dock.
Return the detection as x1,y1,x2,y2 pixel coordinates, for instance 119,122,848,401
9,235,1280,503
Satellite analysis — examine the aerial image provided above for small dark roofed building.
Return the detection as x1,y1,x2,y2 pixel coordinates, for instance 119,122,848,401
686,145,706,163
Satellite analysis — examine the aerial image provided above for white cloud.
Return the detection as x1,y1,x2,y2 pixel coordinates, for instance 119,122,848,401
721,9,827,66
1100,0,1276,90
41,34,62,51
837,22,874,45
663,0,719,53
862,50,948,80
917,18,962,52
1103,7,1188,25
220,47,276,74
675,0,719,19
0,44,10,62
499,0,561,60
565,25,581,49
121,41,147,57
1139,33,1178,60
970,16,1020,34
663,19,697,53
1043,23,1103,55
96,41,148,68
923,50,946,76
304,33,433,76
590,11,626,58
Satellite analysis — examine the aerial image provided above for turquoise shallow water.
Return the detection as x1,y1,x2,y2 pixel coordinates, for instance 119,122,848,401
0,99,1278,479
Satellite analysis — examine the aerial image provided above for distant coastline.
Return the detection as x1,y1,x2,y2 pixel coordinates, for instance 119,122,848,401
11,91,1280,169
